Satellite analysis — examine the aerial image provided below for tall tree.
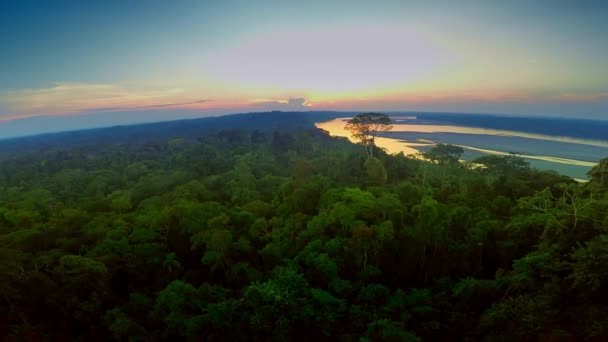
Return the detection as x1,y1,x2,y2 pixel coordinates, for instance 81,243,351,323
588,158,608,188
345,113,393,158
423,143,464,165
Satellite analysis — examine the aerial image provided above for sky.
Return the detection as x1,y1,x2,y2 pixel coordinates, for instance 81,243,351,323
1,0,608,137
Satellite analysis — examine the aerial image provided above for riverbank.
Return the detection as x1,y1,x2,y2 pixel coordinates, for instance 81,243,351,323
315,117,605,180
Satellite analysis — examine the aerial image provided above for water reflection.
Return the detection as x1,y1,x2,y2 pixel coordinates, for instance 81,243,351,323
315,117,602,169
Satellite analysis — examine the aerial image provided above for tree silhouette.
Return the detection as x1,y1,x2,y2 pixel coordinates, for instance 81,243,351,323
345,113,393,158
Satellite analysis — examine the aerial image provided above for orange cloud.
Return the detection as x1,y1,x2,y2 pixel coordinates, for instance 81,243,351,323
2,80,607,123
0,83,213,120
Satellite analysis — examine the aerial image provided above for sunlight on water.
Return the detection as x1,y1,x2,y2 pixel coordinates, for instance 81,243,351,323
315,117,601,169
315,118,430,155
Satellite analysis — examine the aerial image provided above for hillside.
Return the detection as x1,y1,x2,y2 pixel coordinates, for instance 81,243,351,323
0,111,346,156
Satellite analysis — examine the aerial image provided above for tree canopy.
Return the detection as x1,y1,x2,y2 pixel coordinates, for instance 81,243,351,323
0,120,605,341
423,143,464,164
344,113,393,158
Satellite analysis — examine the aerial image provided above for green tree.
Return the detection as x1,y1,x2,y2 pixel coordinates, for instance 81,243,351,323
588,157,608,188
423,144,464,165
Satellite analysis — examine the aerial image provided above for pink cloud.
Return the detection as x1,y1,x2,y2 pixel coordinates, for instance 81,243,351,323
552,93,608,102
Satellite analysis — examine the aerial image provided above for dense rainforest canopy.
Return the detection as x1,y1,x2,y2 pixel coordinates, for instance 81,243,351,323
1,113,608,341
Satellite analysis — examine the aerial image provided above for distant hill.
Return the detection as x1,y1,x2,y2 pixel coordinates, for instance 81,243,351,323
2,110,606,157
0,111,347,155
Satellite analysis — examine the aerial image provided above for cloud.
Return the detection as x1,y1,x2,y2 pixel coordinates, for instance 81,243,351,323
252,97,311,111
287,97,308,107
87,99,211,113
0,83,211,120
552,93,608,102
138,99,210,109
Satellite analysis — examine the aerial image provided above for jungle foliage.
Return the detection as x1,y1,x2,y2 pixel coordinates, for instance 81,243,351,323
1,120,607,341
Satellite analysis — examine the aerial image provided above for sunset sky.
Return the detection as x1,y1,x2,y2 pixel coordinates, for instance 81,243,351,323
1,0,607,136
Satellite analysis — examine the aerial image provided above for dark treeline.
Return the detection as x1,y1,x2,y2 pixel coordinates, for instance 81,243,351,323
0,111,345,157
1,120,608,341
